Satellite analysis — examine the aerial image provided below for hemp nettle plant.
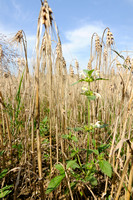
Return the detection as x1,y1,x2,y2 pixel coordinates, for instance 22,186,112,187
46,69,112,198
77,69,108,162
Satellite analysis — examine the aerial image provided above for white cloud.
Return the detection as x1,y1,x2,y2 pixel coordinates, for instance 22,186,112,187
62,21,105,69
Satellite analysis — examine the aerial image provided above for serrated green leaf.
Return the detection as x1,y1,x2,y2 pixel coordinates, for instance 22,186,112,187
83,69,94,77
0,169,8,179
98,143,110,154
73,127,83,132
99,160,112,178
62,134,70,140
0,185,13,198
71,136,78,142
45,174,65,194
55,164,65,174
70,151,77,157
0,190,12,198
66,160,80,170
89,149,99,155
85,174,97,186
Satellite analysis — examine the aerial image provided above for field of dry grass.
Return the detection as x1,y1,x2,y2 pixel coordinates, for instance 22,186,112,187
0,1,133,200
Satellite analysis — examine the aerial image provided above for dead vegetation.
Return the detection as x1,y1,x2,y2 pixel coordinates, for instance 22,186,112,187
0,0,133,200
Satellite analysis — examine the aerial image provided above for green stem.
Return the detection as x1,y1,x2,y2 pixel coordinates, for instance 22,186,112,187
87,83,90,163
72,144,85,174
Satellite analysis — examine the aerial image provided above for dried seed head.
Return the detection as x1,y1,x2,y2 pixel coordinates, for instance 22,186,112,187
75,60,79,70
17,58,25,66
87,59,92,70
3,72,10,78
41,2,53,27
125,56,131,67
69,65,74,77
13,30,23,43
56,40,62,58
95,35,100,52
106,30,114,46
103,47,108,61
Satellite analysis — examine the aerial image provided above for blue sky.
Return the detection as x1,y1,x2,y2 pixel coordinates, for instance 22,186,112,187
1,0,133,69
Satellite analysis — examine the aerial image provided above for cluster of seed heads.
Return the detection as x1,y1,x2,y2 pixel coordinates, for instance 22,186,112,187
87,59,92,70
106,30,114,46
41,36,46,52
62,57,66,68
75,60,79,71
95,35,101,52
17,57,25,66
46,41,51,55
13,30,23,43
41,1,53,27
56,41,62,58
125,56,131,67
69,64,74,77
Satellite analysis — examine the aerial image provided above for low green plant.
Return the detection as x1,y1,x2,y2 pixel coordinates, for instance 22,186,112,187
0,169,13,199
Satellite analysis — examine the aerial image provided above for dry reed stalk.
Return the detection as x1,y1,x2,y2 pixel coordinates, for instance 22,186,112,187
111,90,133,197
35,8,45,199
115,154,131,200
0,91,13,165
125,155,133,200
0,122,5,168
104,116,119,194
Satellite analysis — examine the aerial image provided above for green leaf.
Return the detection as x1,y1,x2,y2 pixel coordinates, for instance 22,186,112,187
55,164,65,174
98,143,110,154
73,127,83,132
88,149,99,155
0,185,13,198
87,95,96,101
99,160,112,178
0,150,4,156
85,174,97,186
95,78,108,81
83,69,94,77
0,169,8,179
112,49,125,60
62,134,70,140
45,174,65,194
71,80,81,86
92,139,96,148
70,151,77,157
71,136,78,142
66,160,80,170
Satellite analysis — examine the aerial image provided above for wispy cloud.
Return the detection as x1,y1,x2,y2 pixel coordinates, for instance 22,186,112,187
11,0,22,17
62,21,105,68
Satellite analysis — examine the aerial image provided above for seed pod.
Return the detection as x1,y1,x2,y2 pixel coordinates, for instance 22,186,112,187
69,65,74,77
125,56,130,67
75,60,79,70
87,60,92,70
95,35,100,52
106,30,114,46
